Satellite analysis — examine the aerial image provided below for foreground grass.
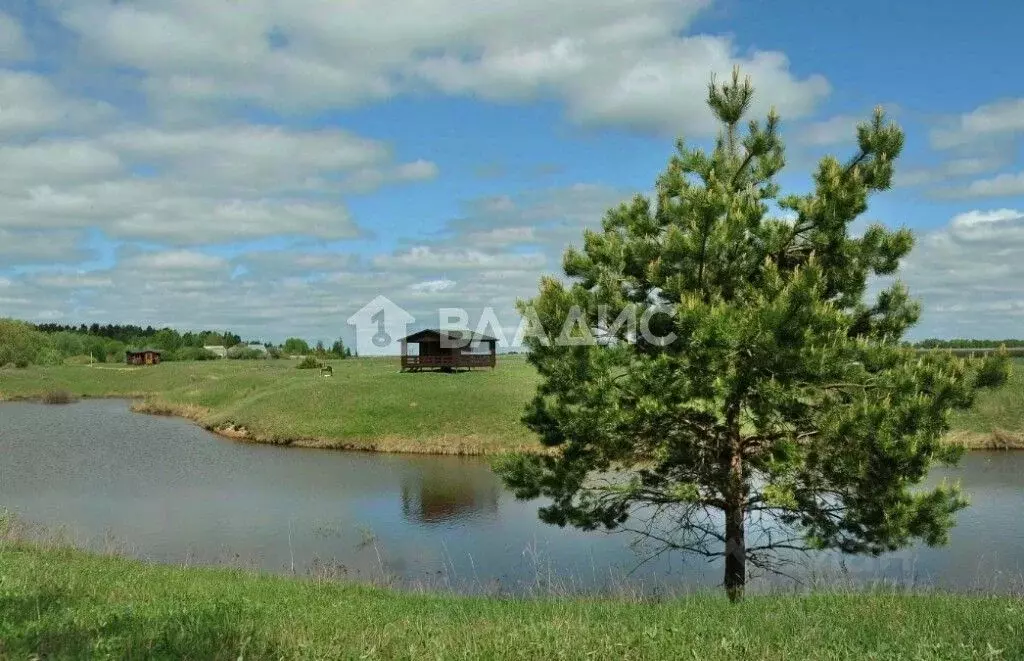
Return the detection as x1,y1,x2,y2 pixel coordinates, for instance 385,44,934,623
0,356,1021,454
1,544,1021,660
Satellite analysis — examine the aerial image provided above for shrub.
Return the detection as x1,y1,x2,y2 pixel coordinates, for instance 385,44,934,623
173,347,220,361
228,346,267,360
35,347,65,366
296,356,322,369
42,390,77,405
0,319,49,367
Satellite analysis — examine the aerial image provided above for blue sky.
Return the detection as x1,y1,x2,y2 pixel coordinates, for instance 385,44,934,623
1,0,1022,351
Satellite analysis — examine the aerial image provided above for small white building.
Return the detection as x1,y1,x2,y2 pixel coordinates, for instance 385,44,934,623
203,345,228,358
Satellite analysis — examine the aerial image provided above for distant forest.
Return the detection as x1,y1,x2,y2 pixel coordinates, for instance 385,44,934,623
33,323,246,351
913,339,1024,349
0,318,348,367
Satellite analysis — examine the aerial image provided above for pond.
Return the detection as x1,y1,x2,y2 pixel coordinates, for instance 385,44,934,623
1,399,1022,594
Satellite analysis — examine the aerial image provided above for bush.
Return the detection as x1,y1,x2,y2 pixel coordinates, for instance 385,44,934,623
296,356,322,369
42,390,77,404
35,347,65,366
227,346,267,360
0,319,49,367
172,347,220,361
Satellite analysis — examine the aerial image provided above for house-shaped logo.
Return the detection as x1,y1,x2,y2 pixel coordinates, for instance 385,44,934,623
347,295,415,356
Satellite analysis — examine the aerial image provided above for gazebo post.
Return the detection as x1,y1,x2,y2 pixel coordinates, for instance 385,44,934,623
400,339,408,371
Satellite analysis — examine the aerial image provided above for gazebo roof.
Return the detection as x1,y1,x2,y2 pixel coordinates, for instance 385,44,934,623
399,328,497,343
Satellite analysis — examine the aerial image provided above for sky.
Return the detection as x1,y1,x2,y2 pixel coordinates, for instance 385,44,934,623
1,0,1023,352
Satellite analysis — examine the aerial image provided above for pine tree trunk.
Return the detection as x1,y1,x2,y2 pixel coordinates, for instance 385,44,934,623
724,447,746,603
724,500,745,602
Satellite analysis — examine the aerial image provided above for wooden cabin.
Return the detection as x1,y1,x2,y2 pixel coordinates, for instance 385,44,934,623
400,329,497,372
125,349,162,366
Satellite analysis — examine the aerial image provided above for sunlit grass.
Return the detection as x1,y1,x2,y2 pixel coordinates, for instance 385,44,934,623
0,540,1021,660
0,356,543,454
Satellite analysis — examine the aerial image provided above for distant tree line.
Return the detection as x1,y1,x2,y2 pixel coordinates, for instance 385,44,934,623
912,339,1024,349
34,323,244,351
0,318,352,367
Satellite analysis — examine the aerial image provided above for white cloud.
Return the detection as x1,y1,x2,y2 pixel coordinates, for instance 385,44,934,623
410,279,456,293
0,141,123,188
930,98,1024,149
896,208,1024,337
101,125,394,192
896,153,1008,188
939,171,1024,199
0,11,31,61
0,70,115,136
375,246,546,271
0,123,438,244
0,183,625,339
0,180,362,244
797,114,861,147
56,0,828,135
123,250,228,271
0,229,91,266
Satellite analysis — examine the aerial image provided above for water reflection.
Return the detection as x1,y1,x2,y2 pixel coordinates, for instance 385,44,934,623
1,399,1023,594
400,463,499,525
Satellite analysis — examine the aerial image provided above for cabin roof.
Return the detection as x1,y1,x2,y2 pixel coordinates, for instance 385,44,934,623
399,328,497,343
125,348,162,355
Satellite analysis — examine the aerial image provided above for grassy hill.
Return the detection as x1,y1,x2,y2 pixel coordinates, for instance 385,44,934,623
0,355,1021,453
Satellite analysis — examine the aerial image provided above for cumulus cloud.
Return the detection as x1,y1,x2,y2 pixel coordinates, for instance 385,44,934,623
55,0,828,135
937,171,1024,199
0,229,92,266
0,180,363,244
0,70,114,136
796,114,862,147
930,98,1024,150
410,279,456,293
896,153,1009,188
896,208,1024,337
0,183,627,341
0,123,438,244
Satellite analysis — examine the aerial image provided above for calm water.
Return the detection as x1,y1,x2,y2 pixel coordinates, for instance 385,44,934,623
1,399,1022,594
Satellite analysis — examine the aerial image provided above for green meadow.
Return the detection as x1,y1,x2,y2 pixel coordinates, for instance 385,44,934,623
1,541,1022,661
0,355,1021,453
0,356,542,454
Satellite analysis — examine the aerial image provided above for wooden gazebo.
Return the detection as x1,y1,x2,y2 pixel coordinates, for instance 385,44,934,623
400,329,497,372
125,348,162,366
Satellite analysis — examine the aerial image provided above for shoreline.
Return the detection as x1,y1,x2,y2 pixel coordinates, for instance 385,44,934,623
1,391,1021,454
0,393,542,456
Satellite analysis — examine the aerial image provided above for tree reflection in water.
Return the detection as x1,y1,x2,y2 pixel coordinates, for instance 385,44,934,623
400,461,500,526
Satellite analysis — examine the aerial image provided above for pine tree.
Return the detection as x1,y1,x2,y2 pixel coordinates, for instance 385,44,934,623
496,68,1009,602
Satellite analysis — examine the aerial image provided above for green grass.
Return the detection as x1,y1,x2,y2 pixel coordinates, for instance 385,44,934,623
1,543,1021,660
0,356,1021,454
0,357,542,454
946,358,1024,448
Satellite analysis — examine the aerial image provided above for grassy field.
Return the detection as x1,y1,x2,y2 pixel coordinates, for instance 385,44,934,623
0,356,542,454
0,356,1021,454
1,542,1021,660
